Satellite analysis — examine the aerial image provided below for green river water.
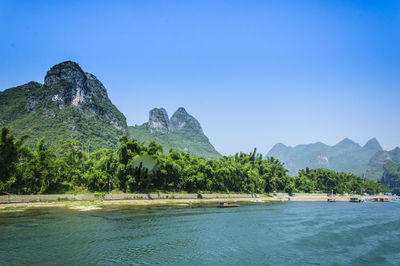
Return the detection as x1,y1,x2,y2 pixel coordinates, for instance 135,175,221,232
1,201,399,265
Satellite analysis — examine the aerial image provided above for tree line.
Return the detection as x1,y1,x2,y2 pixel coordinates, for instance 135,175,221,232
0,127,386,195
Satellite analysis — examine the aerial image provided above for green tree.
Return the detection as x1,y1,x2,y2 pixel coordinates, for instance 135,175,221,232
21,139,59,194
0,127,28,192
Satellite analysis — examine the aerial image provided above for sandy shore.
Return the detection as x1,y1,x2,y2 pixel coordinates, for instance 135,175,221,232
0,197,274,212
275,193,375,202
0,193,382,212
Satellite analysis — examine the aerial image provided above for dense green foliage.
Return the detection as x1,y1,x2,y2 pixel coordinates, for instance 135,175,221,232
128,124,221,159
296,168,386,195
0,127,386,195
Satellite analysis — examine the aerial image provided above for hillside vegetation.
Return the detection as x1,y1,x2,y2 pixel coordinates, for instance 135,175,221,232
0,61,127,151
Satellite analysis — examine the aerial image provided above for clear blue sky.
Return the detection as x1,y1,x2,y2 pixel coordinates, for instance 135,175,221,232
1,0,399,155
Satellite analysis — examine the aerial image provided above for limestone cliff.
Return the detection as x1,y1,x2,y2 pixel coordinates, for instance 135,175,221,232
129,107,221,159
147,108,170,134
0,61,127,150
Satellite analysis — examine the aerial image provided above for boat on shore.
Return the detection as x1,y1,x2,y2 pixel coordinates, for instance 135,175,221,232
217,202,239,208
327,191,336,202
350,197,363,203
372,197,390,202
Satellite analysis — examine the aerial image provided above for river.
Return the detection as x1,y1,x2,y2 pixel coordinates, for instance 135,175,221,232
1,201,399,265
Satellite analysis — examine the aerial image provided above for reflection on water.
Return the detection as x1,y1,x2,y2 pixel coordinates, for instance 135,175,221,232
1,202,400,265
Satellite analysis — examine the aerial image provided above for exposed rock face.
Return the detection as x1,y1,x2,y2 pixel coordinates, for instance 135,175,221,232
170,107,203,133
129,107,221,159
44,61,107,109
0,60,128,150
148,108,170,133
146,107,204,135
45,61,86,87
40,61,127,132
316,154,330,168
84,72,108,99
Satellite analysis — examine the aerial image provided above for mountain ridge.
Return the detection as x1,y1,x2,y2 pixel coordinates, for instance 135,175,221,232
128,107,221,159
267,138,384,178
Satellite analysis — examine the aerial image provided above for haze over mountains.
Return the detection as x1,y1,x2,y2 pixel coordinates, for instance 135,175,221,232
267,138,399,180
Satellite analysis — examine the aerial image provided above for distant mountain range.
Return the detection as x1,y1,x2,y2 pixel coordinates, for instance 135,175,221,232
128,107,221,159
0,61,221,158
267,138,399,180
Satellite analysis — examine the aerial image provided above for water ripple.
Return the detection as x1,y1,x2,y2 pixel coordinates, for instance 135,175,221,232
1,202,400,265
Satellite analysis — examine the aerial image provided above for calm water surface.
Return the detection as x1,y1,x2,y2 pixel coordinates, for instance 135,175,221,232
1,201,399,265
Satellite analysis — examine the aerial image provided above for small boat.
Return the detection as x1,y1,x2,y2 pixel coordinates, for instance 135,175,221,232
372,197,390,202
327,190,336,202
349,197,362,202
217,202,239,208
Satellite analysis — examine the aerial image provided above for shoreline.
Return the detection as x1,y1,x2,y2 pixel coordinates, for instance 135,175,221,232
0,197,274,212
0,193,383,212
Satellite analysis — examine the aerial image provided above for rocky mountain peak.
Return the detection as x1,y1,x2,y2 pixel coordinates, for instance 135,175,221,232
363,137,382,151
1,61,128,149
43,61,109,109
130,107,220,158
170,107,203,133
148,108,170,133
267,143,288,155
335,138,361,149
28,61,127,133
146,107,204,134
44,61,86,88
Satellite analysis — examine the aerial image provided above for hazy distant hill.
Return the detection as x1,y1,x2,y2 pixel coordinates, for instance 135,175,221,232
129,107,221,159
366,147,400,180
0,61,128,150
267,138,383,178
381,160,400,193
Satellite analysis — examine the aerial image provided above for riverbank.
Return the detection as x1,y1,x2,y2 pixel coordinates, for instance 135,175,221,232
0,197,272,212
0,193,380,212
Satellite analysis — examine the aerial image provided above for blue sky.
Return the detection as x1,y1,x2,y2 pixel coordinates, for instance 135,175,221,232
1,0,399,155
